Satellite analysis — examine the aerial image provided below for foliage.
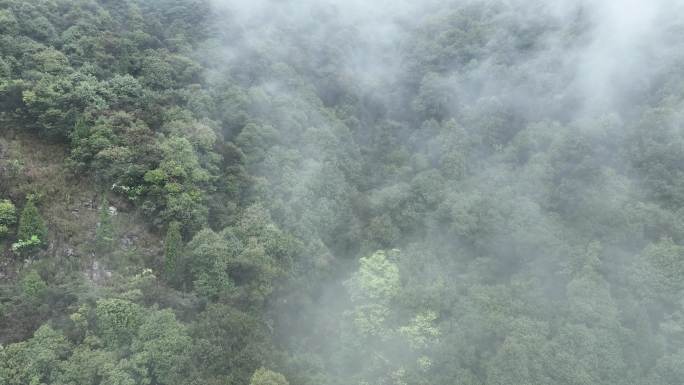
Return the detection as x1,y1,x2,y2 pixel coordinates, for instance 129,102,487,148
11,235,41,256
164,221,183,285
16,199,47,246
2,1,684,385
0,199,16,238
95,199,115,253
250,368,290,385
20,270,47,301
0,298,192,385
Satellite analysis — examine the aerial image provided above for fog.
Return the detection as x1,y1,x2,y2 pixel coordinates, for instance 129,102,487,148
4,0,684,383
204,0,684,384
208,0,683,113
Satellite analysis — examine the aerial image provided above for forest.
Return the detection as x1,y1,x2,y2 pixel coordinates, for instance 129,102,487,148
2,0,684,384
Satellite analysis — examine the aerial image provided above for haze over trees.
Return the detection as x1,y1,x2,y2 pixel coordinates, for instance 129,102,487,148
1,0,684,384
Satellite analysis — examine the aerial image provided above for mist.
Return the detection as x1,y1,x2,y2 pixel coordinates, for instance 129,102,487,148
199,0,684,374
175,0,684,384
2,0,684,384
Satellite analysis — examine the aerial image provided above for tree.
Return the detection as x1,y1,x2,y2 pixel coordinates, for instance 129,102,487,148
636,238,684,304
20,270,47,302
185,229,235,300
0,9,19,36
95,199,115,253
95,298,143,347
0,199,16,238
250,368,289,385
346,250,400,306
17,199,47,246
344,249,401,347
164,221,183,285
0,325,69,385
131,309,191,385
189,304,272,384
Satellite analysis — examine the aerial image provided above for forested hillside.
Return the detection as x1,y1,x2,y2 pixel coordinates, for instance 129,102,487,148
2,0,684,384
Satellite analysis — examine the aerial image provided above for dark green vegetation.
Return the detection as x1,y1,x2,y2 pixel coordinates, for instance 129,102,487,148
2,0,684,384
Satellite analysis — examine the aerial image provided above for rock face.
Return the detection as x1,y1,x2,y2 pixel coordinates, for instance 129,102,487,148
120,234,139,250
86,260,112,284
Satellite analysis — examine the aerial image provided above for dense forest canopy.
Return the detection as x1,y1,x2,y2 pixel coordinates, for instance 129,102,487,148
2,0,684,384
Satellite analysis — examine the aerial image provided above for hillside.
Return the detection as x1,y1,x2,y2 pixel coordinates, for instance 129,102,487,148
2,1,684,385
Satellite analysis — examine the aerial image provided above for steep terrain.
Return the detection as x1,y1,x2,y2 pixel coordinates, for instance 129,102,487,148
2,1,684,385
